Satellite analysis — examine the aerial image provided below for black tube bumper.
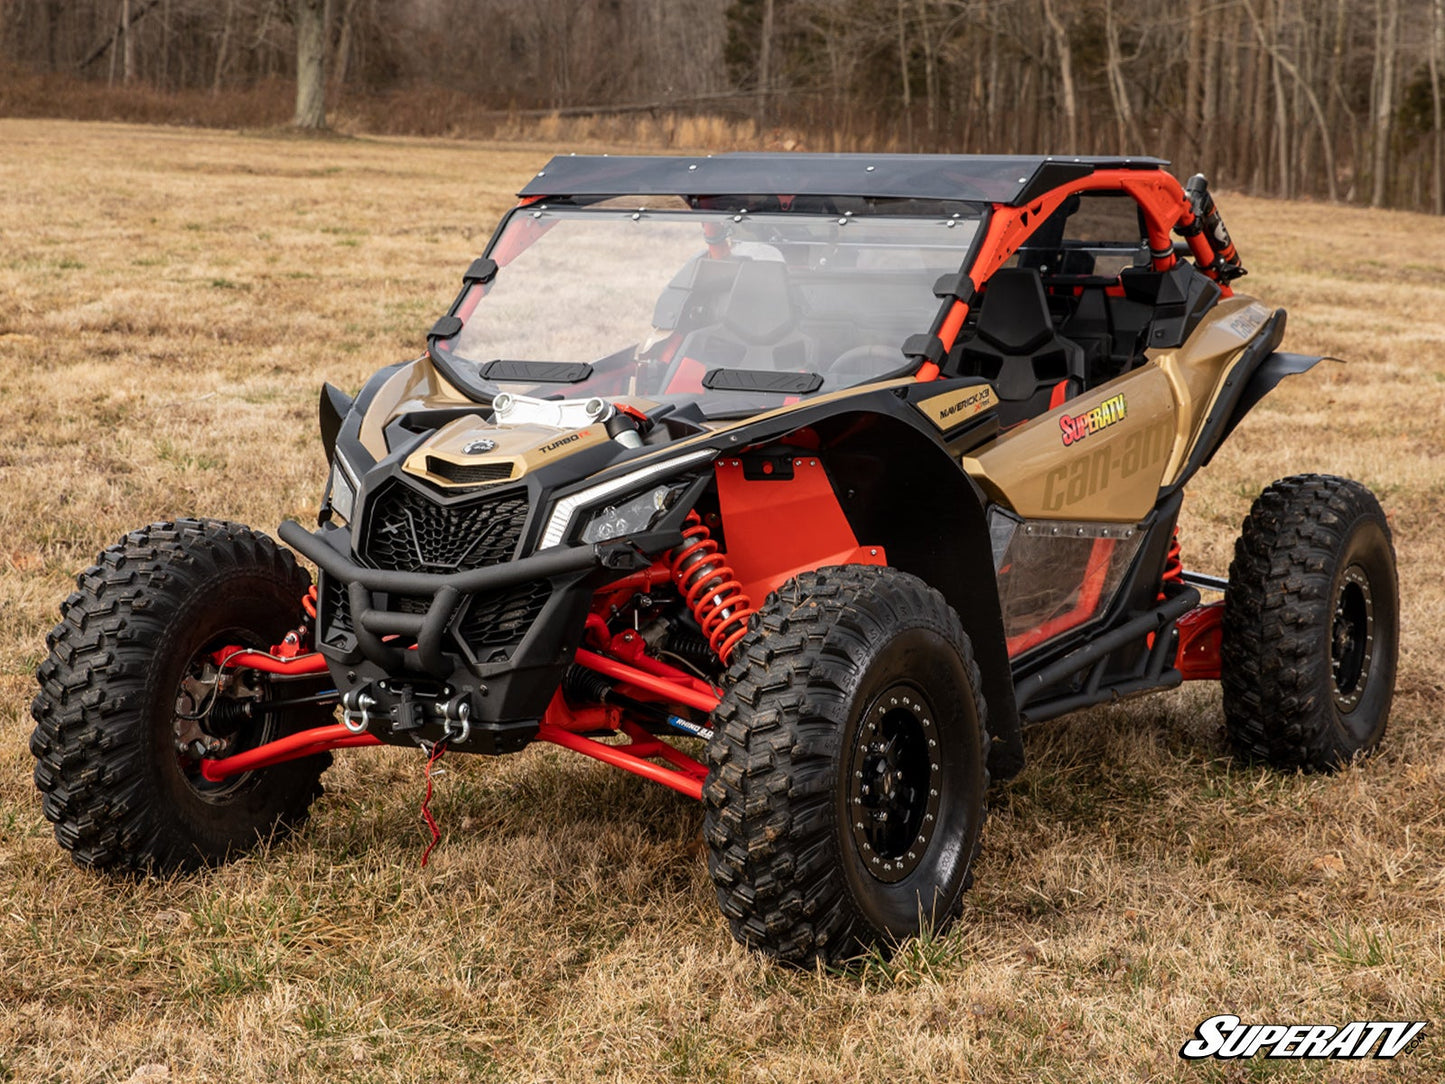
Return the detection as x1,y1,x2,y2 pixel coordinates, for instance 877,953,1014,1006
278,521,603,735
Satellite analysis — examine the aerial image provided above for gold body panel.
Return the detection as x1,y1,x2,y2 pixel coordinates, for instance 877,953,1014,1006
961,295,1277,522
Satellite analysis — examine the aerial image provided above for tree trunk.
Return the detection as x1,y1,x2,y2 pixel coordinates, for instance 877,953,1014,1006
213,0,233,95
1185,0,1203,137
1104,0,1142,153
897,0,913,148
295,0,328,129
332,0,356,89
1041,0,1077,155
122,0,134,83
1371,0,1398,208
1432,0,1444,213
1201,13,1220,176
756,0,774,127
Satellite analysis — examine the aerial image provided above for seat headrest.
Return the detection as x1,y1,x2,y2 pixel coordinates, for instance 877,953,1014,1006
722,259,795,345
974,268,1054,354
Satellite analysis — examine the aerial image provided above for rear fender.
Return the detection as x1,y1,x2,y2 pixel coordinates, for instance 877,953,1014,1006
1207,350,1333,457
738,409,1024,781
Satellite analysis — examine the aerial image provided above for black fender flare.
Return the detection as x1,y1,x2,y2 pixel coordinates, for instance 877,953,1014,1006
1163,309,1333,494
779,407,1025,782
1209,349,1333,454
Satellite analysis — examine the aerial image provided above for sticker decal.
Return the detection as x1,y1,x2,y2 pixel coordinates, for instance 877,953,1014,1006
1059,393,1127,447
917,385,996,430
1226,303,1271,339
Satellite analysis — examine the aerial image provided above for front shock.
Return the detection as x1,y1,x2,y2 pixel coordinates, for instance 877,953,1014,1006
669,512,754,664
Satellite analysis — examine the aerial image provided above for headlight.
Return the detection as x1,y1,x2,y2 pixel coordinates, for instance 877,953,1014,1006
579,483,684,543
326,449,360,525
539,447,717,549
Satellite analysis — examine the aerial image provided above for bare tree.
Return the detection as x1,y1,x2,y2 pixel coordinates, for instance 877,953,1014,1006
294,0,326,129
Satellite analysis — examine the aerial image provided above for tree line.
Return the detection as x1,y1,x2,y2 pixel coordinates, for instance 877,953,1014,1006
2,0,1442,213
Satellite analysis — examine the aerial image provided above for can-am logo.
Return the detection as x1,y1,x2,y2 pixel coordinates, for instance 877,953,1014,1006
1180,1015,1426,1060
1059,392,1127,446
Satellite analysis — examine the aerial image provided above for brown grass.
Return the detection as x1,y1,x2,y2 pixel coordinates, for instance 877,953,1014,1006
2,118,1444,1083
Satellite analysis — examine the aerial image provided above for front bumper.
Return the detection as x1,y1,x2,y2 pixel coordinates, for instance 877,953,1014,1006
278,520,602,744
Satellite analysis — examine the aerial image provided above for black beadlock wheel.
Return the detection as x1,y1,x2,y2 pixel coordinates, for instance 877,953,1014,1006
30,519,333,872
1221,474,1399,771
703,565,989,966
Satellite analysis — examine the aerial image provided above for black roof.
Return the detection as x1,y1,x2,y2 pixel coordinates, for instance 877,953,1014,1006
518,153,1169,207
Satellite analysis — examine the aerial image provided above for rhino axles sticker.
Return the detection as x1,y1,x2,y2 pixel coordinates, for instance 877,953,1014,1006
1059,393,1127,446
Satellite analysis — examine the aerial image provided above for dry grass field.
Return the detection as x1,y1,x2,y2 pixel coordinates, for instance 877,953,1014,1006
1,119,1443,1083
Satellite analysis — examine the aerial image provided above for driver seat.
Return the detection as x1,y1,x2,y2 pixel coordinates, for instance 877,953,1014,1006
955,268,1086,425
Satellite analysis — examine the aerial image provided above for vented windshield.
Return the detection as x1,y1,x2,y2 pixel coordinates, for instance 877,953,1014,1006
432,206,986,416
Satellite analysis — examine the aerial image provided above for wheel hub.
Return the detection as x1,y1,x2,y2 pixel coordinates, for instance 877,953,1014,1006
1331,564,1374,712
846,685,942,883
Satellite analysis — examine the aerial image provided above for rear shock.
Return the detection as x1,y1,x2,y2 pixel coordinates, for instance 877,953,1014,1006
669,512,754,664
1162,528,1184,591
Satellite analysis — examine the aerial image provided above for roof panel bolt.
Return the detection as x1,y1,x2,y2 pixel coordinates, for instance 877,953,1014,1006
865,165,876,172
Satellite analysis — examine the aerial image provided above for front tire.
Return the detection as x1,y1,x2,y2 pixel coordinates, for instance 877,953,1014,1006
1222,475,1399,771
703,566,989,966
30,519,332,872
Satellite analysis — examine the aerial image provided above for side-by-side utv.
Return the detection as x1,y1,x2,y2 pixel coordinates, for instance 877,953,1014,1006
31,154,1398,965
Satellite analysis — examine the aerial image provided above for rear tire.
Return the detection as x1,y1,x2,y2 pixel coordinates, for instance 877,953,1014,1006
30,519,332,872
703,566,989,966
1222,475,1398,771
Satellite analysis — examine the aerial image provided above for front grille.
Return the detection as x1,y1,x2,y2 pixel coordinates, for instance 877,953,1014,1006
426,457,515,486
363,482,529,573
457,581,551,664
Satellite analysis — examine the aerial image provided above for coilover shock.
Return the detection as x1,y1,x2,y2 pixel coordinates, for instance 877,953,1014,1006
669,512,754,663
1162,528,1184,588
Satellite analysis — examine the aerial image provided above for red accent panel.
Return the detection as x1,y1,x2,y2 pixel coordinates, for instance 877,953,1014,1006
1175,601,1224,680
1048,380,1071,410
666,356,706,395
714,458,885,604
200,723,380,782
1006,538,1117,656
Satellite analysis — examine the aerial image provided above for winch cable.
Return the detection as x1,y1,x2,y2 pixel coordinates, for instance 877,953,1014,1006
419,739,449,867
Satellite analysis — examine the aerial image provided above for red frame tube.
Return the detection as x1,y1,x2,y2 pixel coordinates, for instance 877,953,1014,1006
199,723,380,781
574,648,721,713
211,648,330,676
536,722,705,800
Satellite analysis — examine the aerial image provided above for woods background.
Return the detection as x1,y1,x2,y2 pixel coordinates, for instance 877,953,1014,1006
1,1,1443,212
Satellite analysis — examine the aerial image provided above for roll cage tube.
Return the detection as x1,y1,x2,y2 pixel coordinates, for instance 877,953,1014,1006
905,168,1239,383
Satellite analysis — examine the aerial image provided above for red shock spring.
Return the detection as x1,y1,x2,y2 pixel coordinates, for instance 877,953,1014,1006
1162,528,1184,586
670,512,754,664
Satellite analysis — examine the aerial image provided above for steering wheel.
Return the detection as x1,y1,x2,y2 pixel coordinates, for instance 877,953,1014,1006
827,344,908,383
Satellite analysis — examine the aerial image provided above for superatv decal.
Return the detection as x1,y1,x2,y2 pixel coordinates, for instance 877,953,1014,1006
1043,416,1172,512
1059,393,1127,447
1179,1015,1427,1060
917,385,996,430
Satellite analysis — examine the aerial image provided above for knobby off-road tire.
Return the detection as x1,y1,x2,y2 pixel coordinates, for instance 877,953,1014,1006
1222,475,1398,771
703,566,989,966
30,519,331,872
